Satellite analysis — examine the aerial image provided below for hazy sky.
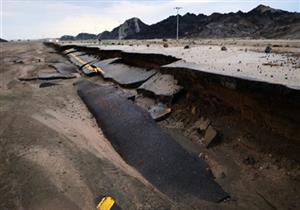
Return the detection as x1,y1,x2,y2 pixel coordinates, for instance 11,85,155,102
1,0,299,40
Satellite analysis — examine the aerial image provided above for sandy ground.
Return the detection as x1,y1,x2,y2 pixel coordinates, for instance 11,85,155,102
1,41,299,210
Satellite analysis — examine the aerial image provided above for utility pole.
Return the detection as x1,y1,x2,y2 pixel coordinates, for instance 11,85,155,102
174,7,182,41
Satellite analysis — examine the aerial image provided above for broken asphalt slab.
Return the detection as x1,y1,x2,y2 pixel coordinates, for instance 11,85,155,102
92,57,120,68
65,52,101,75
93,58,156,87
66,51,90,67
138,72,183,98
103,64,156,87
76,54,98,64
49,62,79,74
148,103,171,121
77,80,229,203
203,125,219,148
134,95,171,121
62,48,78,55
38,72,77,80
18,72,77,81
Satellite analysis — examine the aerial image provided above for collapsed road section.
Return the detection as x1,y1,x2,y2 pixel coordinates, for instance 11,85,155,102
43,41,300,208
45,42,300,142
77,80,229,202
45,40,300,161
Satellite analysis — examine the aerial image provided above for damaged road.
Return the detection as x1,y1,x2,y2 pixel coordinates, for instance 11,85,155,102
1,41,300,210
77,80,229,203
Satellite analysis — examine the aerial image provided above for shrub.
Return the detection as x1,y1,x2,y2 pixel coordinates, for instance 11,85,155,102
265,46,272,53
221,46,227,51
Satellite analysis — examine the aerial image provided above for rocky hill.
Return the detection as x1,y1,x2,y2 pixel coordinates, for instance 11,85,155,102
60,5,300,40
98,17,148,40
60,33,97,41
60,35,75,41
0,38,8,42
129,5,300,39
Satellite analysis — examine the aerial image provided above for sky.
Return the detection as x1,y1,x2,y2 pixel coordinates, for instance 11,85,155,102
1,0,299,40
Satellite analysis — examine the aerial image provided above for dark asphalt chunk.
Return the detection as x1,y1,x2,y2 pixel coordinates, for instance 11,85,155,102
138,72,182,97
68,56,84,67
134,95,155,111
77,80,229,203
76,54,98,64
18,76,38,81
18,73,76,81
38,72,77,80
66,51,89,66
104,64,156,87
148,103,171,121
66,53,100,76
134,96,171,121
39,82,59,88
93,58,120,68
93,59,156,87
92,58,120,75
49,62,78,74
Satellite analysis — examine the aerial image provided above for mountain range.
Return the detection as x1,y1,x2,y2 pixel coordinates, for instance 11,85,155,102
60,5,300,40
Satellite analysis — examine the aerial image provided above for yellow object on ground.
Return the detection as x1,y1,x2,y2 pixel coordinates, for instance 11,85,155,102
96,196,115,210
69,53,104,74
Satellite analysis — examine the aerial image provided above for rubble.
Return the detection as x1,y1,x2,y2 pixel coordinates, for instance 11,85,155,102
203,125,218,148
134,95,156,110
138,73,183,98
194,117,210,131
134,96,171,120
148,103,171,121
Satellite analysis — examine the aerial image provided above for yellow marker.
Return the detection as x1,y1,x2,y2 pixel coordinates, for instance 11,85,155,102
69,53,87,66
69,53,98,73
96,196,115,210
95,66,104,74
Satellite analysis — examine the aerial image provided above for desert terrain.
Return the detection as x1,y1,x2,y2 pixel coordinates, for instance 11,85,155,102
0,40,299,210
